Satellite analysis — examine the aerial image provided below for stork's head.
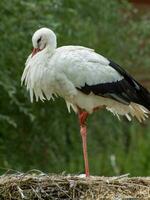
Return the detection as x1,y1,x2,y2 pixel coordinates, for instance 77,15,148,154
31,27,57,57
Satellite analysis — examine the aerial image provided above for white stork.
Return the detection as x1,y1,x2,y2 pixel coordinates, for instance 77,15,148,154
21,27,150,177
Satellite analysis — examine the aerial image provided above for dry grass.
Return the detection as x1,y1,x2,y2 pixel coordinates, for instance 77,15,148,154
0,171,150,199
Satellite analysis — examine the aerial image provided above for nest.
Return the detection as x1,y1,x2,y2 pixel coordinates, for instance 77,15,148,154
0,171,150,199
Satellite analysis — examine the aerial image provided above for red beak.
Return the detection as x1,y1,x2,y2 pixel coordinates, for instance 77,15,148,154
32,48,41,57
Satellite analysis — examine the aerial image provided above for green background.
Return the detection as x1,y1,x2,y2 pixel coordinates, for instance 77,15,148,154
0,0,150,176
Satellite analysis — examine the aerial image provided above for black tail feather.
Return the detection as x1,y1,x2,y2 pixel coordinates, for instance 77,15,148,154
108,59,150,111
136,84,150,111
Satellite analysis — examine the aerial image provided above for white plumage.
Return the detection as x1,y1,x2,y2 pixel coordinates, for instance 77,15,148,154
21,28,149,122
21,27,150,177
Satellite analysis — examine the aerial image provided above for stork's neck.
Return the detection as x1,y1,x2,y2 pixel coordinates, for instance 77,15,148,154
46,38,57,54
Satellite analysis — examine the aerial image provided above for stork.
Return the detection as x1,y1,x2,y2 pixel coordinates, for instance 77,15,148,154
21,27,150,177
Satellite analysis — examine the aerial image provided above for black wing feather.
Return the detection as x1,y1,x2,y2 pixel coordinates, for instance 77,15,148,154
77,59,150,110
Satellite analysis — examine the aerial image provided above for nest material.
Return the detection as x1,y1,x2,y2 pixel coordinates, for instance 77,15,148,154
0,172,150,199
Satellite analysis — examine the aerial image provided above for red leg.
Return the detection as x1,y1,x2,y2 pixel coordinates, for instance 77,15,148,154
78,111,89,177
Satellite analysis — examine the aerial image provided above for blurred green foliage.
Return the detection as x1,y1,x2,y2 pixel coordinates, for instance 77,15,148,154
0,0,150,176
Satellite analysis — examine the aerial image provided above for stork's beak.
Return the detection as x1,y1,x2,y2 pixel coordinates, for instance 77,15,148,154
32,48,41,57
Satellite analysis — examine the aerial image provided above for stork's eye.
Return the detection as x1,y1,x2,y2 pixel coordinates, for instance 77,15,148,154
37,37,41,43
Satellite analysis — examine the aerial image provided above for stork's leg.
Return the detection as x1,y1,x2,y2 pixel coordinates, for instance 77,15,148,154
78,111,89,177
